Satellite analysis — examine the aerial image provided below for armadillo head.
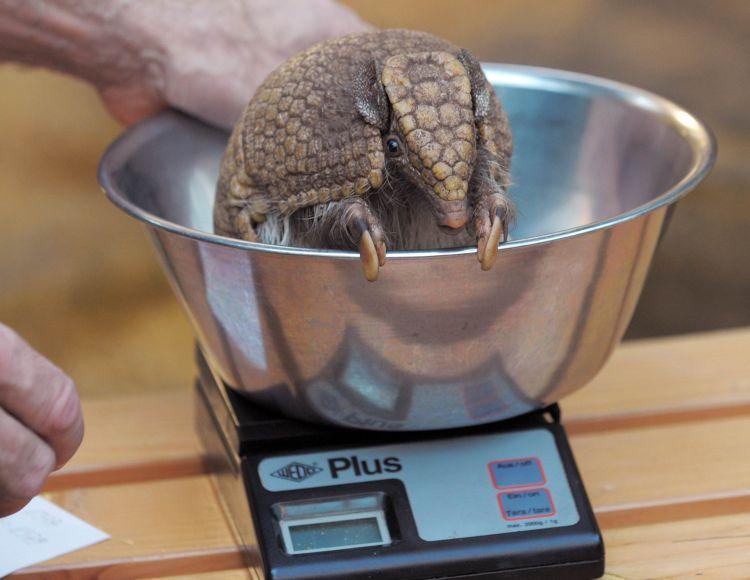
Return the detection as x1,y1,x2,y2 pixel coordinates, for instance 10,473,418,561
380,51,477,229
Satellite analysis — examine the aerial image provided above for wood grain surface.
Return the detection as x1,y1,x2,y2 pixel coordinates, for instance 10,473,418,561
6,328,747,578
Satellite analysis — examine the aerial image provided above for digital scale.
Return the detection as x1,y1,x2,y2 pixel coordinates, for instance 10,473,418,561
196,350,604,579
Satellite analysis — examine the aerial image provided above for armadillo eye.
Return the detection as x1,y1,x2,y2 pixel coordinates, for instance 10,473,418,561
386,138,400,154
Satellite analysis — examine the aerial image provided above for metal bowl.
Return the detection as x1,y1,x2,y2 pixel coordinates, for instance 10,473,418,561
99,64,715,431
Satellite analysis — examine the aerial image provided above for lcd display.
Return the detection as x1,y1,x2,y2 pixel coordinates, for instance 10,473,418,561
288,516,383,552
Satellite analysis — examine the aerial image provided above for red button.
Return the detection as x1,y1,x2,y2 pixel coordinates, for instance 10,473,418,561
487,457,546,490
498,488,556,521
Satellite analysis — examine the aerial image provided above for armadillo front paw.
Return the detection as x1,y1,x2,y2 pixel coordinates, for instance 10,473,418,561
355,217,387,282
233,206,261,242
474,195,511,271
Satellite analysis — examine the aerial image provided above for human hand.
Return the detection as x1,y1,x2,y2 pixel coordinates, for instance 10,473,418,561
101,0,373,128
0,323,84,517
0,0,371,129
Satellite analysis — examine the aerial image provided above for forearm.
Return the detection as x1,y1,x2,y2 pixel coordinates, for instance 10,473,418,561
0,0,371,128
0,1,159,87
0,0,169,123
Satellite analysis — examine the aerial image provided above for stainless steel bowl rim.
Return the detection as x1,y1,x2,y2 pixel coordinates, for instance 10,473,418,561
99,63,716,261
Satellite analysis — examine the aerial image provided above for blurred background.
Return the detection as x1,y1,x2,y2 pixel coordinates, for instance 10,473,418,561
1,0,747,399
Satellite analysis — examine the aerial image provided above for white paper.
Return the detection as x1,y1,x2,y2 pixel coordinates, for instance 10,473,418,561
0,496,110,576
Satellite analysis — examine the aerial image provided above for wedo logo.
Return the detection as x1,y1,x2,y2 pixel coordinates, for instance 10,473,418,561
270,461,323,483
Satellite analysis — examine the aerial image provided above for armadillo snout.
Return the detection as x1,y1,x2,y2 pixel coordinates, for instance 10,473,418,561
434,198,470,229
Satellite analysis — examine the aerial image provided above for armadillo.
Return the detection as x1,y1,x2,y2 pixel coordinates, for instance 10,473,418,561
214,29,513,281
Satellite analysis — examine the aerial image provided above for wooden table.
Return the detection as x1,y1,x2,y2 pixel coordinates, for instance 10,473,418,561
13,328,750,579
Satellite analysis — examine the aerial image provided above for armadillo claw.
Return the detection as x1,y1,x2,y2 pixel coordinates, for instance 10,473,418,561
376,241,387,267
359,230,380,282
477,209,510,271
480,215,504,271
477,236,487,264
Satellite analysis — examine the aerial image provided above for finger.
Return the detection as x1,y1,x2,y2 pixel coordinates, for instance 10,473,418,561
0,405,55,513
0,498,30,518
358,230,380,282
0,324,83,469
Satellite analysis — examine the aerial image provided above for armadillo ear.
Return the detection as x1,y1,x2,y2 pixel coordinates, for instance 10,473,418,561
457,49,491,121
353,59,390,131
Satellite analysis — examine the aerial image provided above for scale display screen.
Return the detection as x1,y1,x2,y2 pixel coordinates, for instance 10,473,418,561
288,515,383,553
274,493,391,555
